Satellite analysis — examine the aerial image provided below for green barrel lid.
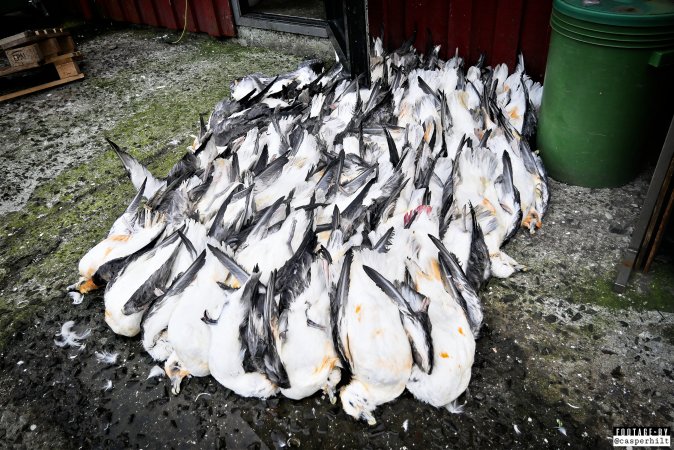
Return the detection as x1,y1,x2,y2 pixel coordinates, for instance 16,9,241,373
554,0,674,27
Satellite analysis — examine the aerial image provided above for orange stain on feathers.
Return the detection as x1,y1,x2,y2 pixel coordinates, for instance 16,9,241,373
109,235,131,242
423,124,433,143
482,198,496,215
430,259,441,281
78,278,100,294
415,259,443,290
314,356,337,374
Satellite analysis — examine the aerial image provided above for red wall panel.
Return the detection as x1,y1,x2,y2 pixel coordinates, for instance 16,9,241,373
491,0,524,70
153,0,180,30
99,0,126,22
172,0,200,33
192,0,225,36
519,0,553,80
213,0,236,37
368,0,552,80
76,0,94,20
469,0,497,63
136,0,161,27
447,0,473,59
70,0,547,74
120,0,143,24
76,0,236,38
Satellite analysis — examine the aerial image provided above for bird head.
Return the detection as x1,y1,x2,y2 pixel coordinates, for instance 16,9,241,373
340,381,376,425
77,278,100,294
164,354,190,395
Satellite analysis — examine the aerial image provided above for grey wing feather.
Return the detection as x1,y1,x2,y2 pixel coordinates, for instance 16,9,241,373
207,244,250,285
94,223,166,286
314,156,339,195
429,234,483,336
252,145,269,176
383,126,400,166
519,139,539,175
275,219,316,308
122,242,182,315
106,138,165,197
262,271,290,388
340,165,377,196
330,249,353,374
143,250,206,322
165,250,206,297
499,152,522,245
247,196,285,242
466,205,491,292
435,251,472,330
207,186,240,241
166,152,199,186
368,174,407,226
239,271,262,373
256,156,289,188
177,230,198,259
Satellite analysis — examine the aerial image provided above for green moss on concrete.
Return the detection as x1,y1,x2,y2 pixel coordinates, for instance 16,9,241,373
94,36,304,163
566,267,674,313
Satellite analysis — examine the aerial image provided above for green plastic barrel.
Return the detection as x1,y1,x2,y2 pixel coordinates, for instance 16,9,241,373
537,0,674,188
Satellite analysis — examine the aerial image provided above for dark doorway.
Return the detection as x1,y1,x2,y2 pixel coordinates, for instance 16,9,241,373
232,0,370,82
246,0,326,20
232,0,328,37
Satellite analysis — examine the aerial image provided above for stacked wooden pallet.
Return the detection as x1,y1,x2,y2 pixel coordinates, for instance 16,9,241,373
0,28,84,102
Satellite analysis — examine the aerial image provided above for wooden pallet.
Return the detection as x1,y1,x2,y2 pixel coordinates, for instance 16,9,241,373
0,28,72,51
0,29,84,102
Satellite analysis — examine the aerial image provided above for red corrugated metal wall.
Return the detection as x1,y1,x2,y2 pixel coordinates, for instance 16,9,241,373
67,1,551,78
368,0,552,80
72,0,236,37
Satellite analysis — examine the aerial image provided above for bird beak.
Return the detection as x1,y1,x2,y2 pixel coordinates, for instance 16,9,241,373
325,385,337,405
364,411,376,426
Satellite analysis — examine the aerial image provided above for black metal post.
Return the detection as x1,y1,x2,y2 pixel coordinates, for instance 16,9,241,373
343,0,370,86
326,0,370,86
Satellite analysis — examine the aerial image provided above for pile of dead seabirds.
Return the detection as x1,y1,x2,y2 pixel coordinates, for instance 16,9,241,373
66,37,548,425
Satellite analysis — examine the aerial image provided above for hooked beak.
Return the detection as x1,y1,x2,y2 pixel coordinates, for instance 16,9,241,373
325,384,337,405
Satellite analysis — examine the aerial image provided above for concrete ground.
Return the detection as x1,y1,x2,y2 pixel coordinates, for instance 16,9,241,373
0,24,672,449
